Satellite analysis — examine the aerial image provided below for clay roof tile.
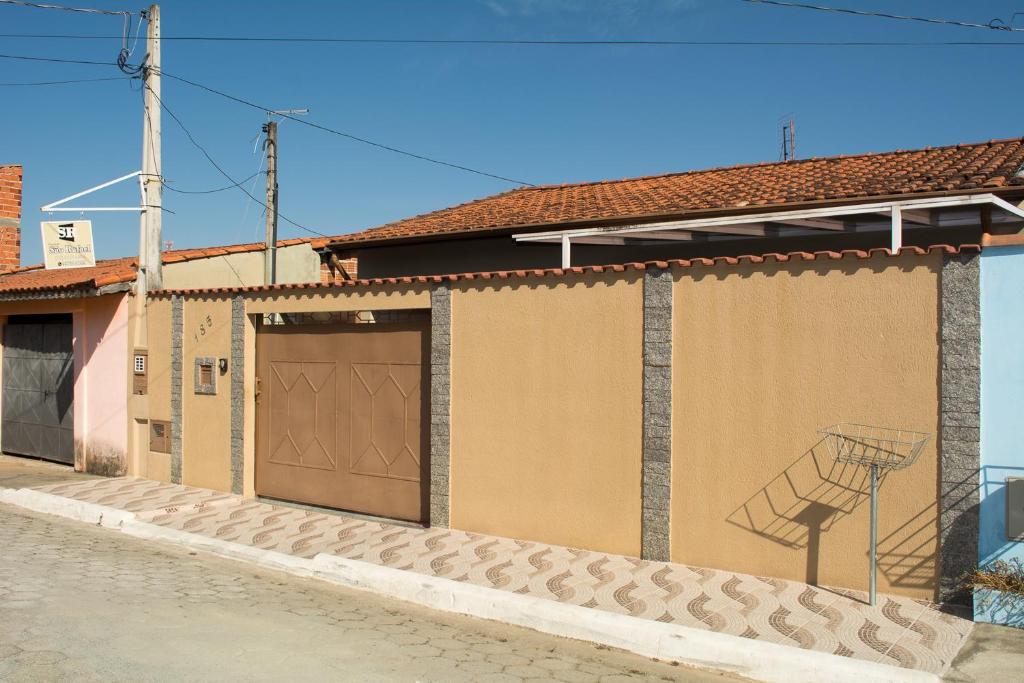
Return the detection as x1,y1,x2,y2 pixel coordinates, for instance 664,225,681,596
328,138,1024,246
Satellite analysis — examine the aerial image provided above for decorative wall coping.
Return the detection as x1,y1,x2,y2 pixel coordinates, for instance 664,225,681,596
152,244,975,298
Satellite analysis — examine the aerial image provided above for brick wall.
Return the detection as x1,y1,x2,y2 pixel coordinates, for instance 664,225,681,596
0,165,23,272
320,255,358,283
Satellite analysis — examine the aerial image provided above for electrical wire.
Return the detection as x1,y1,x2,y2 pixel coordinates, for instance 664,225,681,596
124,12,144,57
162,171,265,195
0,75,123,85
0,1,143,75
2,33,1024,46
238,133,268,244
0,51,117,65
157,68,534,186
0,0,129,16
143,83,329,238
0,48,533,187
740,0,1024,32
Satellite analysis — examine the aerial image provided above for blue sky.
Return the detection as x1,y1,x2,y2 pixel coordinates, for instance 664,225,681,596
1,0,1023,262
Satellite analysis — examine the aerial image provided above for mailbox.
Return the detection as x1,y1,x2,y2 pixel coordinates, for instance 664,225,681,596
1008,477,1024,541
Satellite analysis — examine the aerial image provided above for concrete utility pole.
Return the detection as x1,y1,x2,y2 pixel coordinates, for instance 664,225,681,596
139,3,162,291
263,119,278,286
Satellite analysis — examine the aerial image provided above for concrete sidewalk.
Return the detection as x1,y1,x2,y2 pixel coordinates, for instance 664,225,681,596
0,454,98,489
2,473,977,683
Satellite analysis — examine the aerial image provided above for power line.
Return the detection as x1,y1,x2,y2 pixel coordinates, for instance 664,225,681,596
2,33,1024,46
740,0,1024,33
156,68,535,186
163,171,265,195
0,75,123,85
0,51,117,65
0,48,534,186
0,0,130,16
143,83,328,238
0,1,143,78
238,133,268,244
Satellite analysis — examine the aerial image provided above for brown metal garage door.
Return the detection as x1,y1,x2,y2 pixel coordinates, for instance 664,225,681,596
255,312,429,523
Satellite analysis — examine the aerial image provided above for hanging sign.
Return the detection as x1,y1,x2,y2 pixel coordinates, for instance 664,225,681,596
41,220,96,269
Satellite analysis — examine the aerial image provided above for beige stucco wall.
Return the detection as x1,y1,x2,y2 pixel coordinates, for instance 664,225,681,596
180,297,234,491
671,252,942,599
449,272,644,556
161,243,320,290
138,295,172,482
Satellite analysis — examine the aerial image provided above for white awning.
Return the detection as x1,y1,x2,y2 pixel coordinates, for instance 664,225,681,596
513,193,1024,268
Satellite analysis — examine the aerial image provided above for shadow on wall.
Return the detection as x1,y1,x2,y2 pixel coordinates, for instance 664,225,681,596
726,439,940,592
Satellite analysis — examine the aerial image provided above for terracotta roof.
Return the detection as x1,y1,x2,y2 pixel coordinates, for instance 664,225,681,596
0,237,325,296
329,138,1024,246
156,244,977,297
0,257,138,295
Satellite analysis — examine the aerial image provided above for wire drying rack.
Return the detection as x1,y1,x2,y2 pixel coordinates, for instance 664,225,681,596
819,423,932,471
818,423,933,606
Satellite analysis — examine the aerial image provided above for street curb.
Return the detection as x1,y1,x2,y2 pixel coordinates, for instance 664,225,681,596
0,488,135,528
120,519,317,578
310,554,939,683
1,487,939,683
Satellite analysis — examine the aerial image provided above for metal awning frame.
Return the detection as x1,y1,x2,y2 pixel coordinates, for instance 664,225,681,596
40,171,148,213
513,193,1024,268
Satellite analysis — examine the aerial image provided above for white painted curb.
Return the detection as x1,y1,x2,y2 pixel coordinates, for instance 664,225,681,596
0,488,135,528
309,554,938,683
120,519,316,578
1,487,939,683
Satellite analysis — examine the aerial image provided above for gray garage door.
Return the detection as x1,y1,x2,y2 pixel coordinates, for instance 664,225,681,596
2,315,74,464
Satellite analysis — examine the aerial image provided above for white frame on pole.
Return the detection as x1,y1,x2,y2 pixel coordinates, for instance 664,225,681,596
40,171,148,214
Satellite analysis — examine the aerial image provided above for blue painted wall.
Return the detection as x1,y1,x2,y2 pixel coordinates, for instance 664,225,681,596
980,245,1024,567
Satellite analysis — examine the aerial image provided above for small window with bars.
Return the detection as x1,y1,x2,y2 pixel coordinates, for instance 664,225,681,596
132,350,148,395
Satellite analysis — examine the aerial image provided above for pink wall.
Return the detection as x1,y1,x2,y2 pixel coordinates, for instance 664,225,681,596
0,292,129,473
72,293,129,475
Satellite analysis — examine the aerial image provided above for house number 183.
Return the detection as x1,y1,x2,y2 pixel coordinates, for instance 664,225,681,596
193,314,214,344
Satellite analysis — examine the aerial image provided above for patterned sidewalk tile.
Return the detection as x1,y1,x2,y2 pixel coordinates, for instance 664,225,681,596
33,477,234,513
24,477,972,676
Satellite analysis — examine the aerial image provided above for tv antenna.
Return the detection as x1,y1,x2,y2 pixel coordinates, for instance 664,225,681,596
779,115,797,161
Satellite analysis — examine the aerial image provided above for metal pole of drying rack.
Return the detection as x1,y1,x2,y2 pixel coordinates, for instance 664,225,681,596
819,423,932,606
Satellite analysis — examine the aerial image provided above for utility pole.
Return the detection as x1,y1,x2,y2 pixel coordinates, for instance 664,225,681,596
139,3,162,291
263,119,278,286
261,109,306,286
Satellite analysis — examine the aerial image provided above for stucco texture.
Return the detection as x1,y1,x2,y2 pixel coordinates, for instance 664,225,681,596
671,252,942,599
181,298,234,492
139,296,172,482
160,244,320,290
449,272,644,557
